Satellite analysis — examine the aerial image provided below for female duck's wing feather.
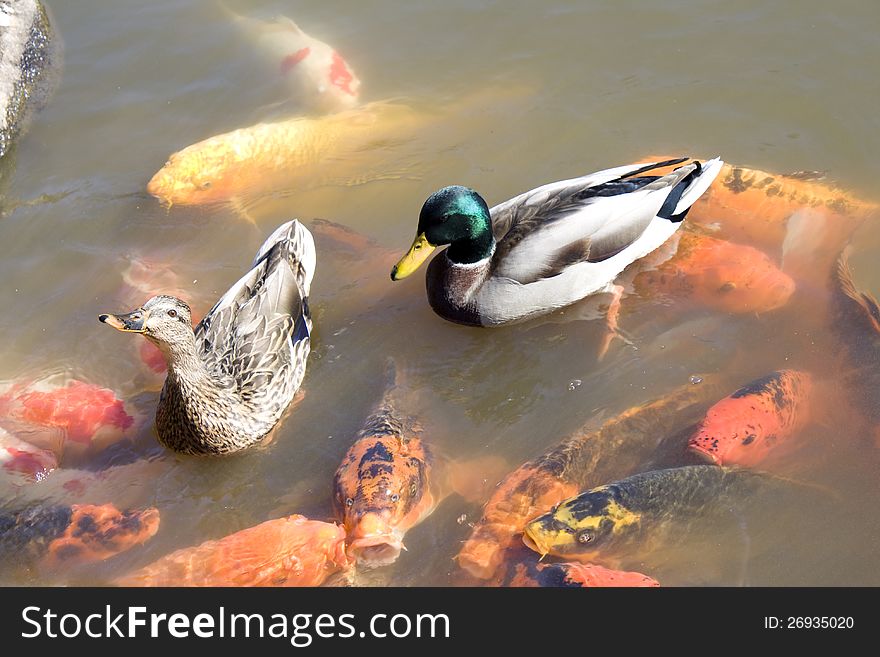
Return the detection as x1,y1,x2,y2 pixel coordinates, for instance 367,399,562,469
194,220,315,400
492,159,719,284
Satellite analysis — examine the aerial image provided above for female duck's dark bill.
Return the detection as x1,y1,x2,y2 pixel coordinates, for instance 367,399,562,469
390,233,436,280
98,310,146,333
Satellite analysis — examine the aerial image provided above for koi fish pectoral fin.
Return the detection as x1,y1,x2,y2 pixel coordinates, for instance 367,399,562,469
228,196,261,228
447,455,510,504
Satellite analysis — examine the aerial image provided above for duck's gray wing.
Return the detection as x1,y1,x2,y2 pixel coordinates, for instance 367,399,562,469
491,159,713,284
194,221,315,401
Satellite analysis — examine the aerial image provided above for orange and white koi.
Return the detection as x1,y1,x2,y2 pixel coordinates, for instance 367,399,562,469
221,3,360,113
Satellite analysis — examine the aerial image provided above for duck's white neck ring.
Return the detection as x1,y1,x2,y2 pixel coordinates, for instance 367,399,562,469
445,243,495,268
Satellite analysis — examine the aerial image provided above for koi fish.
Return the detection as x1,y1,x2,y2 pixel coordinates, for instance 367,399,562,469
334,360,503,568
457,376,725,580
120,256,206,377
0,426,58,483
829,251,880,441
0,503,160,572
638,156,876,255
492,545,659,587
221,3,360,113
147,100,426,209
0,372,140,462
114,515,350,587
522,466,774,565
687,370,813,467
633,231,795,313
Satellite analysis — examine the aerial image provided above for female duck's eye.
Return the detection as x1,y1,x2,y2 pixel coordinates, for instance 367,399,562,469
577,531,594,544
167,309,177,318
345,498,354,507
391,493,400,503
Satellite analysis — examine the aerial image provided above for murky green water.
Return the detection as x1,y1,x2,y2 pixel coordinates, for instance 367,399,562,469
1,0,879,586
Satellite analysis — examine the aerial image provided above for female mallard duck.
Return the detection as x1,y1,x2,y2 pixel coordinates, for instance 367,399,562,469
99,220,315,455
390,157,723,326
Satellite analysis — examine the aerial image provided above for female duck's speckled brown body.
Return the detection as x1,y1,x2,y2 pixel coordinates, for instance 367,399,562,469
100,220,316,455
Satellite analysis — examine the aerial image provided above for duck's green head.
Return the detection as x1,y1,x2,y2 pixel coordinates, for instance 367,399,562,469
391,186,493,280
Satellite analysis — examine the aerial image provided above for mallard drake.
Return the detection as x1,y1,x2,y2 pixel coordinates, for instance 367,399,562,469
390,157,723,326
99,220,315,455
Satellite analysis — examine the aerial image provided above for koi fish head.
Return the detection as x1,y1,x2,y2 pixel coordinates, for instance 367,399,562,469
333,433,434,567
688,370,812,467
456,464,580,580
673,233,796,313
523,485,640,561
147,136,241,206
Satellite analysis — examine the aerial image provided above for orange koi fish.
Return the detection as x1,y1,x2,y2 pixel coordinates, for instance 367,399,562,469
334,360,503,568
633,231,795,313
147,100,426,208
114,515,349,587
496,547,659,588
688,370,813,467
0,504,159,571
333,361,440,568
0,373,140,462
458,377,724,580
639,156,876,254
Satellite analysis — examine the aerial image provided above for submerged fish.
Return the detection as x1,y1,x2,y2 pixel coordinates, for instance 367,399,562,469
334,360,502,568
0,373,140,462
639,156,876,254
221,3,360,113
0,503,160,572
493,545,659,587
522,465,773,564
333,362,439,568
633,231,795,313
120,256,205,377
147,100,427,208
457,377,725,580
114,514,349,587
0,426,58,483
829,251,880,438
687,370,813,467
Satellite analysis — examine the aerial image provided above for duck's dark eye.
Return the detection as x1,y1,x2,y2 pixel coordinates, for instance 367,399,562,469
577,530,594,544
345,498,354,507
167,309,177,318
200,181,212,190
390,493,400,503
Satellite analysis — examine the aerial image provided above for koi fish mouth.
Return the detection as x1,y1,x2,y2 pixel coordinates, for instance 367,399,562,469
687,442,722,465
521,527,549,559
347,534,405,568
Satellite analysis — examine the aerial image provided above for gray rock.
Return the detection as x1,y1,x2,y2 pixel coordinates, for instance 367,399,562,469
0,0,61,159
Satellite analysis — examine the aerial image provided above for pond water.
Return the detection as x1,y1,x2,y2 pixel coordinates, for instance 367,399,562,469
1,0,879,586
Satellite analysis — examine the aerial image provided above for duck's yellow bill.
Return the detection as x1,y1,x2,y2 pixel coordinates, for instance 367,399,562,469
390,233,436,281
